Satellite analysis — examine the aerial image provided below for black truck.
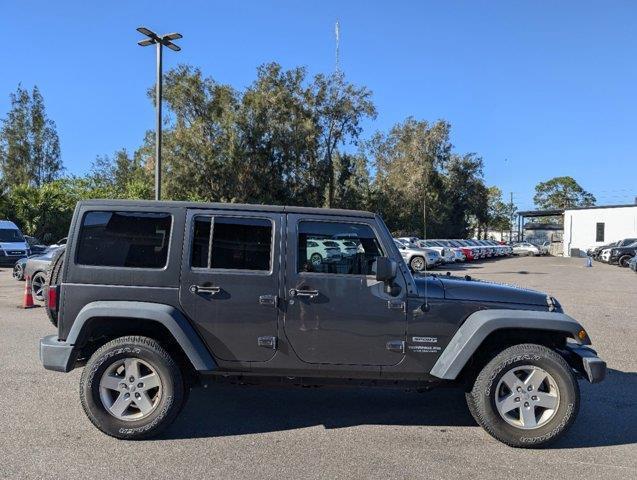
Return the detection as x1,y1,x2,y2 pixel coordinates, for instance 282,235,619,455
40,200,605,447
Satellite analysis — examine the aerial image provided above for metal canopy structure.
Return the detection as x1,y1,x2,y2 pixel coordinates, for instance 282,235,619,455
516,209,564,242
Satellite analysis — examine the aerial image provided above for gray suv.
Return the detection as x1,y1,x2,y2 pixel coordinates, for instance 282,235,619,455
40,200,605,447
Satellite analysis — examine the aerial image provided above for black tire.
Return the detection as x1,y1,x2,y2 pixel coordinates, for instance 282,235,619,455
466,343,580,448
618,255,632,268
45,247,65,327
80,336,186,440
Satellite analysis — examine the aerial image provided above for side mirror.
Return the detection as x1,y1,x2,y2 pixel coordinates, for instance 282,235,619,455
375,256,397,282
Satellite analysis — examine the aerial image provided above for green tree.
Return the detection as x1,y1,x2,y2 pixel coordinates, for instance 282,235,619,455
312,71,376,207
444,154,489,239
369,118,452,237
0,85,62,188
236,63,319,205
90,148,152,199
533,176,596,210
480,186,513,238
142,63,376,208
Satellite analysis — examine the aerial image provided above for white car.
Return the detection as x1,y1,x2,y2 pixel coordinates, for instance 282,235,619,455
512,242,540,256
433,240,466,262
330,239,359,256
306,240,342,266
418,240,455,263
0,220,30,267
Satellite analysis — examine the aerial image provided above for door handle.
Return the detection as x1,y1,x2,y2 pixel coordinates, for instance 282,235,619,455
189,285,221,295
289,288,320,299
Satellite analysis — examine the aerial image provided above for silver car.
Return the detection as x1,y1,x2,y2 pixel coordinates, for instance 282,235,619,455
394,240,440,272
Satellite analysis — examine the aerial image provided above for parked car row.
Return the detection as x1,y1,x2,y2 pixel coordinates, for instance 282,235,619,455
588,237,637,270
10,235,67,302
393,237,514,272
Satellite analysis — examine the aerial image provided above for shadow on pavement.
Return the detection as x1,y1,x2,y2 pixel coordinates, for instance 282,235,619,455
555,368,637,449
163,369,636,448
163,384,473,439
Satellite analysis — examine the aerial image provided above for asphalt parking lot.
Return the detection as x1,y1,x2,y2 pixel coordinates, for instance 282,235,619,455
0,256,635,479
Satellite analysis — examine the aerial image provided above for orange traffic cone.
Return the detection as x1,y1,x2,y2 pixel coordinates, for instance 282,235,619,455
23,275,36,309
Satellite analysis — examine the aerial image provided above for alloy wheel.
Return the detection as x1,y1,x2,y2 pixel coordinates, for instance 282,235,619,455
494,365,560,429
98,358,163,421
410,256,425,271
12,264,23,281
31,272,47,301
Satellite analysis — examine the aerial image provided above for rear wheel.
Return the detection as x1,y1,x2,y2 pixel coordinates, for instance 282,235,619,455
45,248,65,327
80,336,186,440
466,343,579,448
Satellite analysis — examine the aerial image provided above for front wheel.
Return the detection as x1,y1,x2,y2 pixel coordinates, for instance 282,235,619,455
12,263,24,281
410,255,426,272
31,271,47,302
618,255,632,268
80,336,186,439
466,343,579,448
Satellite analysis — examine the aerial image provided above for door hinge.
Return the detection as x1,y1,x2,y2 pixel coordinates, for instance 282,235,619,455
259,295,278,307
387,300,406,312
257,336,277,349
386,340,405,353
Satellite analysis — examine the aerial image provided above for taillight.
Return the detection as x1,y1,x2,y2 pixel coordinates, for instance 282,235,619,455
48,285,59,311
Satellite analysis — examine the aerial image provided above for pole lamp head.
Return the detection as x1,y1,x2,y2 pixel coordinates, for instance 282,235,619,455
137,27,182,51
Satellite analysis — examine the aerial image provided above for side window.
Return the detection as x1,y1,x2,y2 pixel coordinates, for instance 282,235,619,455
595,222,604,242
297,221,383,275
191,217,212,268
76,211,171,268
190,216,272,271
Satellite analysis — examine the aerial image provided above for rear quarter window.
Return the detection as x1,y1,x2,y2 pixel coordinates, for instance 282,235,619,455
76,211,172,268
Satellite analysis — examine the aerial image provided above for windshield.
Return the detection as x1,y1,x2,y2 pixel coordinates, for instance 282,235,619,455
0,228,24,243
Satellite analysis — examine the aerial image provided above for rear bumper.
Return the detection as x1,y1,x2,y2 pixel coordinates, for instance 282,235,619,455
39,335,77,372
562,344,606,384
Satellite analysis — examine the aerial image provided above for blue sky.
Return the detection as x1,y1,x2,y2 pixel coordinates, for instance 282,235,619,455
1,1,636,210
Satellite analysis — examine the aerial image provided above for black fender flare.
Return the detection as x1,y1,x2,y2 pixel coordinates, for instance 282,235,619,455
67,300,217,371
429,309,589,380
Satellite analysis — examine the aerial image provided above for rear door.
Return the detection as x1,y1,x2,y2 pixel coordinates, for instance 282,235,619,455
179,209,281,362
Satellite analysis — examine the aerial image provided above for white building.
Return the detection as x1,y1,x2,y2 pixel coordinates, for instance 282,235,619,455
562,204,637,257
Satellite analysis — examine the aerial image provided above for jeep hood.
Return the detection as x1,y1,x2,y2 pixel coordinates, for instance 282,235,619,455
413,275,549,307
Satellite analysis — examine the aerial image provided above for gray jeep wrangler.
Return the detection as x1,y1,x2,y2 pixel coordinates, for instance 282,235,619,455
40,200,605,447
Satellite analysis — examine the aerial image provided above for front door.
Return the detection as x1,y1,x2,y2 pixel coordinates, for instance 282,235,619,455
179,210,281,362
284,214,407,366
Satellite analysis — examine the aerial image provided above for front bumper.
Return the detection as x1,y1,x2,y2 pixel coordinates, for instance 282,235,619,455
0,255,27,266
562,344,606,384
39,335,77,372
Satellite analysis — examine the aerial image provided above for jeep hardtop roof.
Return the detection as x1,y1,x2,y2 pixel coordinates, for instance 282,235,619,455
77,199,377,219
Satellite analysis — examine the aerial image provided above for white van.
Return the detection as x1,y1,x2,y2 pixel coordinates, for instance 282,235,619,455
0,220,29,266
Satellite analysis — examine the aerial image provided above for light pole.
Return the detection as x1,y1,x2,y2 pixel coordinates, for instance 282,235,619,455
136,27,182,201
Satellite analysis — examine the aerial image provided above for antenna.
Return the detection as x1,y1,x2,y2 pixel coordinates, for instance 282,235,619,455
422,166,430,311
335,20,340,72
